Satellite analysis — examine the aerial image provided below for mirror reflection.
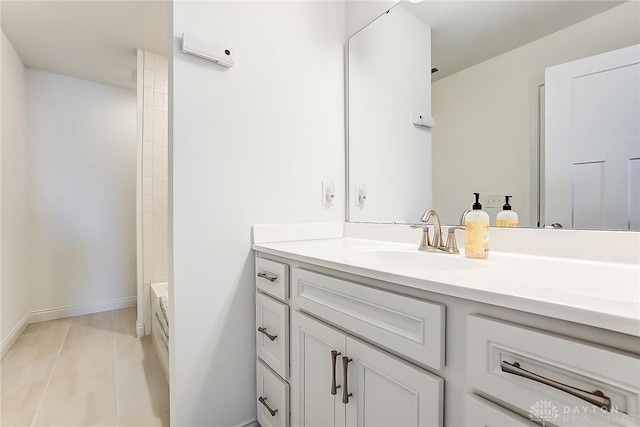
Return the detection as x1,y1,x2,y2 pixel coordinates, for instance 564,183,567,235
347,0,640,230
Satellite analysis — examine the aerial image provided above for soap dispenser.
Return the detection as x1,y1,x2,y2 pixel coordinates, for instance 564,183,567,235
465,193,490,259
496,195,519,227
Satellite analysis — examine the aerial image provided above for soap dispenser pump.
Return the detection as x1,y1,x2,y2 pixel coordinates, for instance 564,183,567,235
464,192,490,259
496,195,519,227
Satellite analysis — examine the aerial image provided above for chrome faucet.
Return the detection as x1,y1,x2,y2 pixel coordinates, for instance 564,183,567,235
421,209,444,249
410,209,465,254
459,209,471,225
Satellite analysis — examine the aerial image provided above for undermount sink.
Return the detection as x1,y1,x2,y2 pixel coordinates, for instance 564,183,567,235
342,248,482,272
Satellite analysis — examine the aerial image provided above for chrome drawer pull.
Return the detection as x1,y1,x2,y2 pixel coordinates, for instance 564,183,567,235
257,272,278,282
342,356,353,404
257,327,277,342
258,396,278,417
330,350,342,395
501,361,611,412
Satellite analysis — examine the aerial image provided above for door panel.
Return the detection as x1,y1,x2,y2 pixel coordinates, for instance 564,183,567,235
345,337,443,427
290,311,346,427
545,44,640,230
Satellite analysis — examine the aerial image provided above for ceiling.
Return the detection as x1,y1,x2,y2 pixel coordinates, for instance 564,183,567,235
1,0,627,87
1,0,169,90
400,0,626,81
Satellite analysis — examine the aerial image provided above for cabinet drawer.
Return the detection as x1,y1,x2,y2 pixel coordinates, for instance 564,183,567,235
256,292,290,379
467,315,640,427
464,395,536,427
257,360,290,427
256,257,289,301
292,268,445,370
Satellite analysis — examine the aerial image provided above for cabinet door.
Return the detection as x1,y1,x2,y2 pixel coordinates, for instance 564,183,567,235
291,311,346,427
345,337,444,427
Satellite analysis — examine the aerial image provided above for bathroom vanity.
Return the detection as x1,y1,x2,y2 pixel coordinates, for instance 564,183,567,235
252,224,640,427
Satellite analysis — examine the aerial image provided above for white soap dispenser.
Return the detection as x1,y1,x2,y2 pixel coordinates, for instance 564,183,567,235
496,195,519,227
464,192,490,259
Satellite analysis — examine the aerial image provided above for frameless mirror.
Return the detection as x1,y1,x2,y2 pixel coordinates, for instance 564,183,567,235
347,0,640,230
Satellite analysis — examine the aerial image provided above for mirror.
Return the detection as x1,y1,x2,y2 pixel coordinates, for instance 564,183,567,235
347,0,640,230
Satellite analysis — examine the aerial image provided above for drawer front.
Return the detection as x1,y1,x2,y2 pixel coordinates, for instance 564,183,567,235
467,315,640,427
256,257,289,301
257,360,290,427
256,292,290,379
464,394,537,427
292,268,445,370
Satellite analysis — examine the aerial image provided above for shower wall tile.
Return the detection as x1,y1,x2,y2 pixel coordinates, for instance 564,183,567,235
140,51,169,286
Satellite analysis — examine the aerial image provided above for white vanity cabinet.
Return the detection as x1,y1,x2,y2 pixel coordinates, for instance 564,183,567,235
290,310,444,427
254,251,640,427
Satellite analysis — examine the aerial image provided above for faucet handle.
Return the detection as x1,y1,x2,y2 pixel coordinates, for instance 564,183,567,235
444,226,465,254
410,224,431,251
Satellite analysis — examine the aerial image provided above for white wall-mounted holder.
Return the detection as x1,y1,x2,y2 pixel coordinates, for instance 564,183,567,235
355,184,367,207
356,184,369,207
412,113,434,128
322,181,335,206
181,33,235,68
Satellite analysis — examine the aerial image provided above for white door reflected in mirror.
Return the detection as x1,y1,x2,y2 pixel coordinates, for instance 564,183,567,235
545,44,640,231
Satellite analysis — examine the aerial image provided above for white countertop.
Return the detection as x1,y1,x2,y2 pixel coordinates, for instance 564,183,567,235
253,237,640,337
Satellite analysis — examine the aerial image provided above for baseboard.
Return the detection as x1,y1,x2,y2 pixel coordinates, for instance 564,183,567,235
238,419,258,427
0,312,30,359
29,296,137,324
136,321,145,338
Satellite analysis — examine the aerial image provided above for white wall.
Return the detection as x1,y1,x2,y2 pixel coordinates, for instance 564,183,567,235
171,1,345,425
348,5,432,223
27,70,137,312
1,30,31,345
432,1,640,226
345,0,398,38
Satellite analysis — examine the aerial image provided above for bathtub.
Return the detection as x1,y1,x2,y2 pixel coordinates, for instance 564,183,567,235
150,282,169,382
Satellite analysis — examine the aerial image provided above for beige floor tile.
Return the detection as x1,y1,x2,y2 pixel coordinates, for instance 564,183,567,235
115,334,157,363
118,406,169,427
1,342,62,375
70,312,114,331
0,408,37,427
1,355,57,395
113,308,136,333
55,344,115,376
45,365,116,401
23,318,71,335
32,388,118,427
0,379,47,418
117,369,169,418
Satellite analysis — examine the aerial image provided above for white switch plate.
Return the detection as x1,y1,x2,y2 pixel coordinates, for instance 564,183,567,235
354,184,367,206
483,194,504,208
322,181,335,206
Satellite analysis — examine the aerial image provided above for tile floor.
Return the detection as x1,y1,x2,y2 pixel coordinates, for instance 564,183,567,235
0,308,169,426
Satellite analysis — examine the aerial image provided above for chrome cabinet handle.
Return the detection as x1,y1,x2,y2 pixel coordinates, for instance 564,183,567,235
257,272,277,282
331,350,342,395
501,361,611,411
342,356,353,404
258,396,278,417
257,327,277,342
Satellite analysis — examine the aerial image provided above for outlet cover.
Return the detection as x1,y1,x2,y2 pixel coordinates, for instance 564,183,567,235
483,194,503,208
322,181,335,206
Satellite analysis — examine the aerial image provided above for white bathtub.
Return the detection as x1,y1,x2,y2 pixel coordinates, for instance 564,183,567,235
150,282,169,382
